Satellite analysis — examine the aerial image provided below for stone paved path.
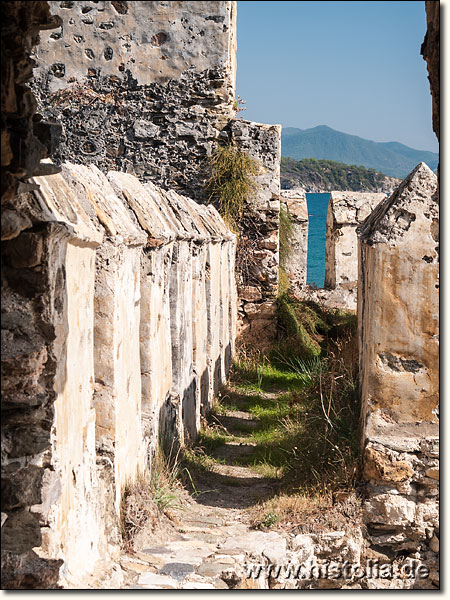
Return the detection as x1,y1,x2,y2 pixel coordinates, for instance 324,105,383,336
120,399,291,589
117,390,367,590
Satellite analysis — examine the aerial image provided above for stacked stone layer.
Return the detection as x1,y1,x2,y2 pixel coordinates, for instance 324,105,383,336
280,189,308,292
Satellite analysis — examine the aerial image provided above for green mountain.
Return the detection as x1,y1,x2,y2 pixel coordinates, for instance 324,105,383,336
281,157,401,193
281,125,438,179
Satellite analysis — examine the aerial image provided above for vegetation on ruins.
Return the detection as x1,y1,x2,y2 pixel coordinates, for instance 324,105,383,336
120,445,186,549
280,156,398,192
206,142,260,231
181,297,360,531
232,95,247,116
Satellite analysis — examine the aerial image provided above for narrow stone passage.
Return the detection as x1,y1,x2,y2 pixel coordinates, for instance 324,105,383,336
119,372,363,590
120,388,287,589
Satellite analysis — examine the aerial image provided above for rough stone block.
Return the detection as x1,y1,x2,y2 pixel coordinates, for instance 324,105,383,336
358,163,439,554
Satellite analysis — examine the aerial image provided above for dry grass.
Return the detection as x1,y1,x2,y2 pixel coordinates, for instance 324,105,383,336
249,490,362,534
120,475,159,552
206,143,260,231
120,445,185,551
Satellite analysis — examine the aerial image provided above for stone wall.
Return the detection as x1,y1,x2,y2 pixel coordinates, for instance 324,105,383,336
31,0,237,202
357,163,439,587
280,189,308,292
421,1,439,142
231,120,281,346
1,2,69,588
325,192,386,290
312,191,385,310
1,1,61,206
1,163,236,587
31,1,281,348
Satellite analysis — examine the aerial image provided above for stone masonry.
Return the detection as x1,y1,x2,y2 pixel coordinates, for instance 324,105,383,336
31,1,281,347
31,1,237,202
307,191,386,311
357,163,439,587
421,1,439,143
280,189,308,292
2,162,236,588
2,1,67,589
1,0,439,590
325,191,386,290
231,119,281,346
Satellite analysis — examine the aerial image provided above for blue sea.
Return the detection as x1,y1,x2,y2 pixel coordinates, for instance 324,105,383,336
306,193,330,287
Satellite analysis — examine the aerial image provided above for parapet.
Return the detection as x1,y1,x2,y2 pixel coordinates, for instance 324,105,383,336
358,162,439,563
34,1,236,93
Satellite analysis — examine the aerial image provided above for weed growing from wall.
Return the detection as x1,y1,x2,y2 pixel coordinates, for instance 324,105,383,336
206,142,260,231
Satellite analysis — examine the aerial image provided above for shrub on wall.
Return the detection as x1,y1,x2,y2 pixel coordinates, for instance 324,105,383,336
206,142,260,231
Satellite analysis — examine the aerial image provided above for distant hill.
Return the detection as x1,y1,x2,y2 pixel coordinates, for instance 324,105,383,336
281,125,438,179
281,157,401,194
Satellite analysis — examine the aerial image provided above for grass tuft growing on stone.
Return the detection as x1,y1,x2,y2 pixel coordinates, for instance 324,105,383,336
206,142,260,231
275,295,325,360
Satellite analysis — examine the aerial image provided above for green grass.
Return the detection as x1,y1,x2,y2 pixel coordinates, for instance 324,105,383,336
183,298,360,510
232,361,308,393
279,203,295,268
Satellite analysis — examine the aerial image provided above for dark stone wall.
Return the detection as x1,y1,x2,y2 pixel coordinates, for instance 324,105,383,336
32,68,233,202
421,1,439,141
1,2,61,206
1,1,63,589
30,0,237,203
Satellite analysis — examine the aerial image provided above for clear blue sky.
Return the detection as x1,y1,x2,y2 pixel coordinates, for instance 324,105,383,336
236,1,438,152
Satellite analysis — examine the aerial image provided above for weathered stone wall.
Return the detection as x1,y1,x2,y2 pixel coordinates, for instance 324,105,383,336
31,1,281,349
1,163,236,587
1,1,61,206
33,0,237,92
31,0,237,202
1,166,107,588
357,163,439,587
421,1,439,142
280,189,308,292
319,192,385,310
325,192,386,290
231,120,281,346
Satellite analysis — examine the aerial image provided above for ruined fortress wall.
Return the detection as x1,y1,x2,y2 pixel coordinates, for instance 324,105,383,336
356,6,440,580
2,163,236,587
32,1,281,346
34,1,237,91
31,0,237,201
421,1,439,142
302,191,385,312
231,120,281,345
357,163,439,583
